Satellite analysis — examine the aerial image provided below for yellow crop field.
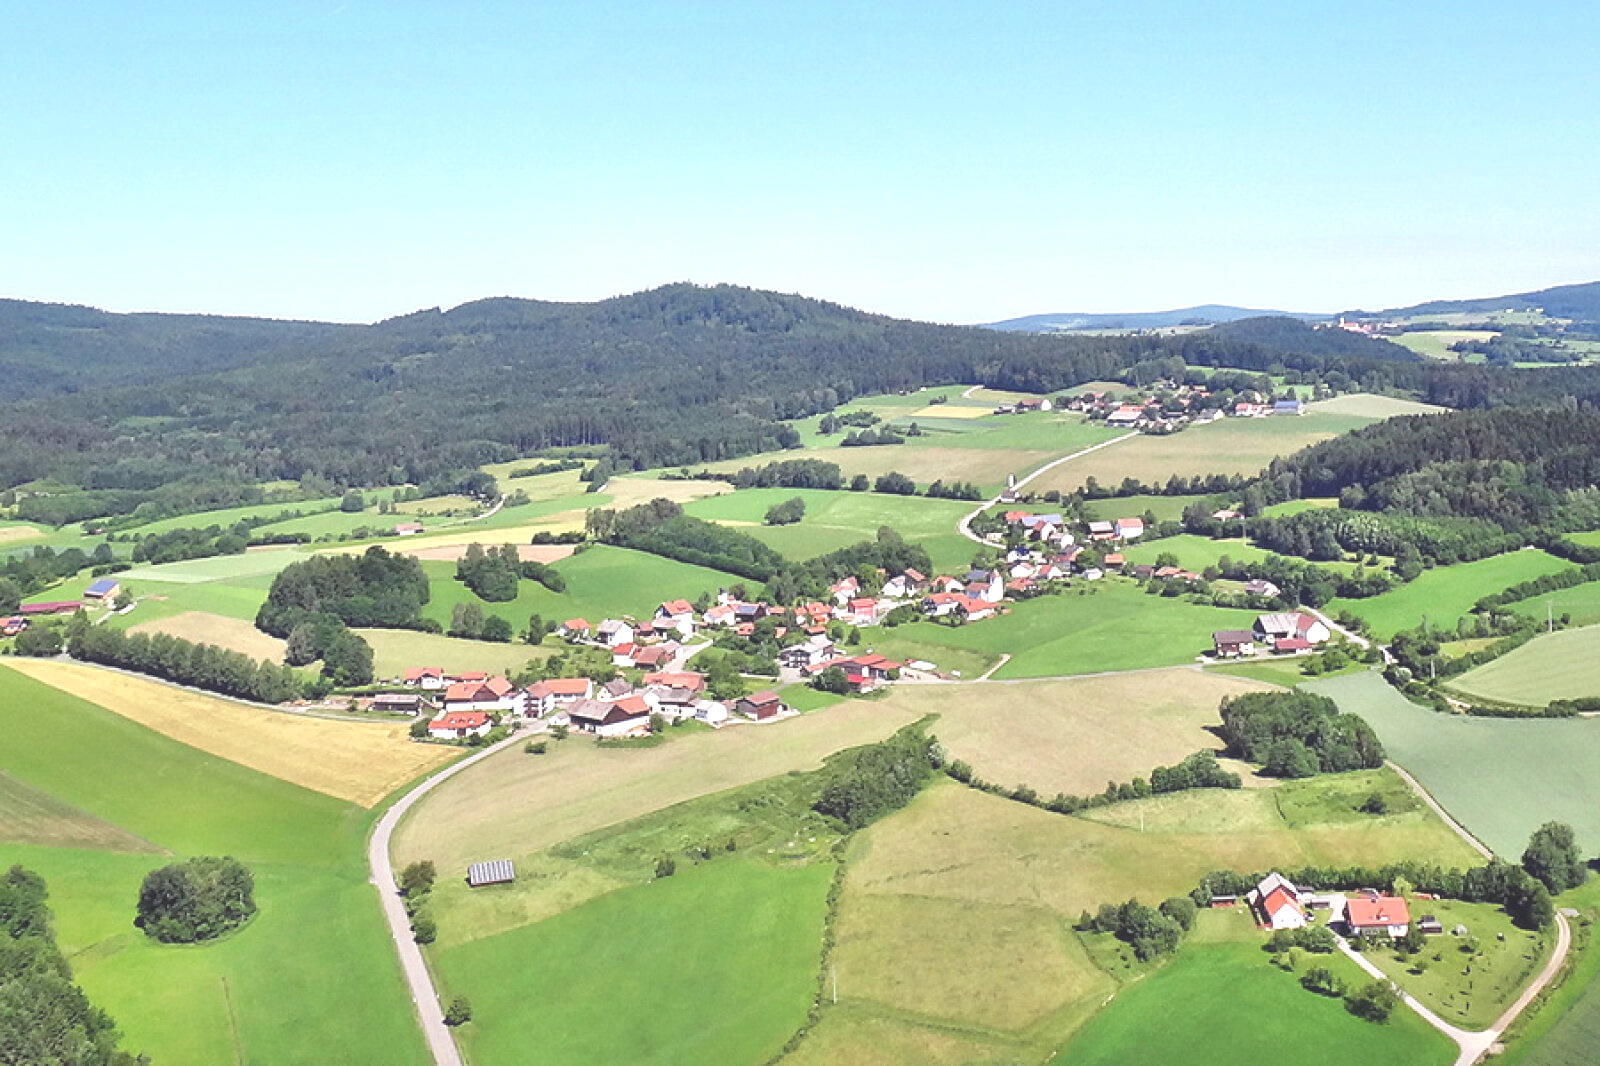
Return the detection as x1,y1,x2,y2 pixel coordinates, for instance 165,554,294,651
128,610,288,662
3,660,455,807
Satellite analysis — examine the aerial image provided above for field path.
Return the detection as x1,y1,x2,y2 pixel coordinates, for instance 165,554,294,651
368,732,526,1066
956,431,1138,545
1387,758,1494,861
1303,605,1394,665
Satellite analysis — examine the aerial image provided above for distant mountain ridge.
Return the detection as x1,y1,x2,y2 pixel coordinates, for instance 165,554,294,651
1364,280,1600,324
983,305,1326,333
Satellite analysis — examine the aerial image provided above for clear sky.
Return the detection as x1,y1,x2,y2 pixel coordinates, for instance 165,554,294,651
3,1,1597,324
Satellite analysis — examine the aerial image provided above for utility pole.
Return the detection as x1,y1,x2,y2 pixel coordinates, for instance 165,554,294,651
1549,599,1555,634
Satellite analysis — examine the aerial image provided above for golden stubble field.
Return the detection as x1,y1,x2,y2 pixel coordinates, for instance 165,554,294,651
3,659,455,807
128,610,288,661
880,668,1273,796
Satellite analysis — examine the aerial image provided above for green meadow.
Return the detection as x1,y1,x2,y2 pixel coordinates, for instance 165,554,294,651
1307,670,1600,857
357,627,556,679
1329,549,1572,640
434,857,831,1066
1059,929,1451,1066
1514,580,1600,628
421,545,745,629
1451,625,1600,705
882,579,1258,679
0,664,427,1066
683,487,975,573
1081,494,1214,523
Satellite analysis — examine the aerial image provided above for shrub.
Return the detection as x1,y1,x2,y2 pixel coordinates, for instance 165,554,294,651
399,860,436,899
655,855,677,879
412,914,437,944
525,739,548,754
1301,965,1344,997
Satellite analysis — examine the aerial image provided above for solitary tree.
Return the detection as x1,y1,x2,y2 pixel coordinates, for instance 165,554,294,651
1522,822,1588,893
444,995,472,1026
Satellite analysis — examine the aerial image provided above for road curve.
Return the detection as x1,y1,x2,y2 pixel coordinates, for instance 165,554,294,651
368,731,526,1066
956,431,1139,546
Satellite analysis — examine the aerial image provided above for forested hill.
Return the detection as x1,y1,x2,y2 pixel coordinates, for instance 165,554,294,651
1373,280,1600,324
0,284,1421,498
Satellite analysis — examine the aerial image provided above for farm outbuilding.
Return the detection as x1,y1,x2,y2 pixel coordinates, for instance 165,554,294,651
467,859,515,887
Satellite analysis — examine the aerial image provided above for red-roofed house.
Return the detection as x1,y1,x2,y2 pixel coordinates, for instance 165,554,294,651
655,599,697,637
442,676,518,712
641,671,705,694
566,695,652,738
882,569,927,599
557,618,591,640
1114,517,1144,540
19,601,80,616
1345,895,1410,937
735,691,787,721
1247,872,1307,930
842,597,880,625
403,666,446,690
427,711,492,740
522,677,594,716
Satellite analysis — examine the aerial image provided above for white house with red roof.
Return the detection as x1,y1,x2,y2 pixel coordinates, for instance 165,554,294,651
641,670,705,694
1253,612,1330,648
1247,872,1307,930
807,653,903,692
654,599,698,638
1344,894,1410,937
427,710,493,740
840,597,881,625
595,619,635,646
442,676,518,713
402,666,446,690
1114,517,1144,540
881,569,927,599
702,603,738,627
522,677,594,716
557,618,591,641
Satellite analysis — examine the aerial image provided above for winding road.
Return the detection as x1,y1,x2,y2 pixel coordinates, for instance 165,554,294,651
956,431,1138,546
368,731,527,1066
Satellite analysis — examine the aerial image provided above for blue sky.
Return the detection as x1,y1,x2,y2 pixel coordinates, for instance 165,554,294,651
3,1,1597,323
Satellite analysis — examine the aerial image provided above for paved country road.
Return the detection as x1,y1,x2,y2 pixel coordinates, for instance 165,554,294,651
368,731,526,1066
956,432,1139,546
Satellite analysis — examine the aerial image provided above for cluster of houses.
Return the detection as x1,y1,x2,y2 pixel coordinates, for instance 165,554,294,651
1062,384,1304,431
398,665,800,740
1241,871,1442,939
991,397,1052,415
1211,611,1332,658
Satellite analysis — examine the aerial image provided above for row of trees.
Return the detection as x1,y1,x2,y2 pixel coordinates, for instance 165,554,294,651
813,727,939,829
945,749,1241,815
1076,896,1197,962
70,624,310,703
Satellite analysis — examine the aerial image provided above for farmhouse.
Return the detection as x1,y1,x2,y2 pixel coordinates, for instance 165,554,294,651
779,636,836,669
403,666,446,689
370,693,429,715
1253,612,1330,648
881,568,927,598
566,695,652,737
442,676,518,713
19,601,81,616
1345,895,1410,937
644,685,699,719
427,710,493,740
1113,517,1144,540
394,522,425,536
964,569,1005,603
735,691,787,720
640,670,706,694
842,597,880,625
1105,405,1145,427
1242,579,1281,599
1212,629,1257,657
84,578,121,601
1247,872,1307,930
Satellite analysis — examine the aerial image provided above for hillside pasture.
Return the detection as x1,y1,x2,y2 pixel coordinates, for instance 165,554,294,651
874,668,1271,795
1513,580,1600,628
706,443,1059,495
1080,494,1214,523
789,777,1473,1066
1029,408,1379,495
1307,670,1600,857
435,857,830,1066
358,627,556,680
1450,625,1600,705
1329,549,1571,639
128,610,288,661
116,548,302,585
394,696,927,874
3,659,453,807
1390,329,1499,361
886,580,1259,679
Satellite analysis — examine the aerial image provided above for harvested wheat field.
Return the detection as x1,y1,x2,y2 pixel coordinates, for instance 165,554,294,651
884,668,1272,796
3,659,455,807
128,610,288,662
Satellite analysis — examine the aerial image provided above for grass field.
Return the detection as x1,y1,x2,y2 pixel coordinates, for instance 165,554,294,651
1081,493,1214,523
0,771,159,852
420,545,742,632
1307,670,1600,857
1513,581,1600,627
1302,393,1446,419
0,667,429,1066
1261,496,1341,517
784,776,1474,1066
1360,898,1549,1030
683,487,975,572
435,856,830,1066
1451,625,1600,705
1060,921,1451,1065
394,696,928,874
1502,880,1600,1065
114,548,304,585
854,629,997,679
881,580,1259,679
1120,532,1280,571
1330,549,1572,640
128,609,288,661
4,660,453,807
873,668,1270,795
1391,329,1500,360
357,626,556,679
1029,407,1382,495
